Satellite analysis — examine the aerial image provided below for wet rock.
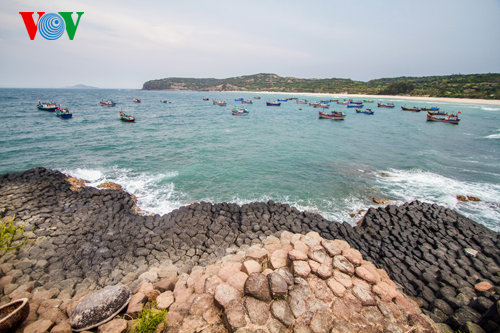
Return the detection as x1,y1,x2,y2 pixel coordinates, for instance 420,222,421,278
69,285,131,331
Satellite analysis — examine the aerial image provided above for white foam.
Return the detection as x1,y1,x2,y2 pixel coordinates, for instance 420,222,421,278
377,169,500,231
64,167,185,215
482,107,500,111
486,134,500,139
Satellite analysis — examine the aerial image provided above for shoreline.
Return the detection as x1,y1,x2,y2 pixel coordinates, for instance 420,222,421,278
222,90,500,106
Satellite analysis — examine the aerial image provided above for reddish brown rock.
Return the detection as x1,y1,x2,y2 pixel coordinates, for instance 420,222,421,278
180,314,205,332
352,284,376,306
270,249,290,270
326,278,346,297
289,250,309,261
308,260,320,274
50,322,72,333
308,275,334,303
293,261,311,278
308,245,331,264
372,282,398,302
204,275,224,295
223,299,246,332
332,240,350,251
271,300,295,327
333,270,353,288
309,308,334,333
244,273,272,302
194,273,210,294
344,292,363,313
333,255,355,275
246,249,270,265
321,239,342,257
243,296,270,325
332,298,350,322
126,292,147,315
189,293,215,316
242,260,262,275
301,235,320,248
156,291,174,310
263,235,283,254
186,269,204,289
218,262,242,282
394,294,418,316
146,290,160,302
355,265,379,284
293,240,310,254
97,319,128,333
214,283,242,309
226,271,248,293
24,319,54,333
342,248,363,267
317,264,333,279
475,281,494,292
134,281,154,295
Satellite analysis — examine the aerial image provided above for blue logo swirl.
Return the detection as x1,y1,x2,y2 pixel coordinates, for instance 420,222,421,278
38,13,65,40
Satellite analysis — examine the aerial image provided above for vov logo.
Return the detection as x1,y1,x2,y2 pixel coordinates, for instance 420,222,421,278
19,12,84,40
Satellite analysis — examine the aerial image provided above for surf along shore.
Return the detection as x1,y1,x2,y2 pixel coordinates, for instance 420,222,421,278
224,91,500,106
1,167,499,332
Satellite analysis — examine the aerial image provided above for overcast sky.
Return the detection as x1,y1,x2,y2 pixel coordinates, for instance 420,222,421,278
1,0,499,88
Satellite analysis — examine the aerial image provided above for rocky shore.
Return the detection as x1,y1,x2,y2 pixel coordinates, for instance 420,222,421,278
1,167,499,332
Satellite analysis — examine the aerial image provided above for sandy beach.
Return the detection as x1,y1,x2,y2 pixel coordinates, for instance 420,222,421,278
226,90,500,106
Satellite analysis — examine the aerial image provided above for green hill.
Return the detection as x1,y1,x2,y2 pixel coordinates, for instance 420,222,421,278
142,73,500,99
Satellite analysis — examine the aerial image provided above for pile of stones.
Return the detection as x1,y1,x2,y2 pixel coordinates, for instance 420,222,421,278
1,167,500,332
7,231,441,333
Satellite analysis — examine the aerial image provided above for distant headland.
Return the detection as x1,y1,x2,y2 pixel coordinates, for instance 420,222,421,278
65,84,99,89
142,73,500,100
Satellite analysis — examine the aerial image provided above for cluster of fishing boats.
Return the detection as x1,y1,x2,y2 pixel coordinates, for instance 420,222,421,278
36,95,463,125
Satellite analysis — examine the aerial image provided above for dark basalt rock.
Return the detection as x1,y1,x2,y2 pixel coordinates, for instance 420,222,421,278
1,168,500,332
69,284,131,332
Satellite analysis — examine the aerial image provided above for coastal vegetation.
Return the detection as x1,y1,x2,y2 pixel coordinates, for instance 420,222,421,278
142,73,500,99
132,303,168,333
0,215,29,259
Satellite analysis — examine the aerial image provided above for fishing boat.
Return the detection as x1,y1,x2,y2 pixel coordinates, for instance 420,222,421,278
427,110,446,116
309,102,320,106
132,99,141,103
37,98,57,111
203,98,209,101
100,99,116,107
54,105,72,118
363,100,374,103
377,103,395,108
320,100,331,103
347,104,363,108
231,108,249,116
296,99,308,104
421,107,440,111
350,100,363,104
277,99,288,102
242,100,253,104
426,112,460,124
254,96,261,99
318,110,345,120
119,110,135,122
235,98,244,101
313,103,329,108
337,101,350,105
356,109,374,114
266,101,281,106
401,106,421,112
213,100,226,106
160,100,168,103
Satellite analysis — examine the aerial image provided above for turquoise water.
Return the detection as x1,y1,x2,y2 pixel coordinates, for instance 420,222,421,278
1,88,500,231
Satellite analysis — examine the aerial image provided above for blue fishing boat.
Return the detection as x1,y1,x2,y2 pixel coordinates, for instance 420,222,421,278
242,100,253,104
318,110,345,120
356,109,374,114
55,105,72,118
277,99,288,102
160,100,168,103
235,98,244,101
347,104,363,108
377,102,395,108
401,106,421,112
266,101,281,106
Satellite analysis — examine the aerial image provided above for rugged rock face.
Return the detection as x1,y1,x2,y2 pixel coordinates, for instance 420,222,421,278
0,167,500,332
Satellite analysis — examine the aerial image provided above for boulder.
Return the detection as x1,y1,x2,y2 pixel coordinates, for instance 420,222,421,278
69,285,131,331
244,273,272,302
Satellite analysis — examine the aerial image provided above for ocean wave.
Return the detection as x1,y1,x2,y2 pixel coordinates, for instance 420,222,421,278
63,167,185,215
486,134,500,139
377,169,500,231
482,107,500,111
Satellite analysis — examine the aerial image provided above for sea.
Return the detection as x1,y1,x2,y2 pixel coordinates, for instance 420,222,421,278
1,89,499,231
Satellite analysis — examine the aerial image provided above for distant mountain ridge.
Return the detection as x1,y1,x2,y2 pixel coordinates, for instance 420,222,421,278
142,73,500,99
66,84,99,89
